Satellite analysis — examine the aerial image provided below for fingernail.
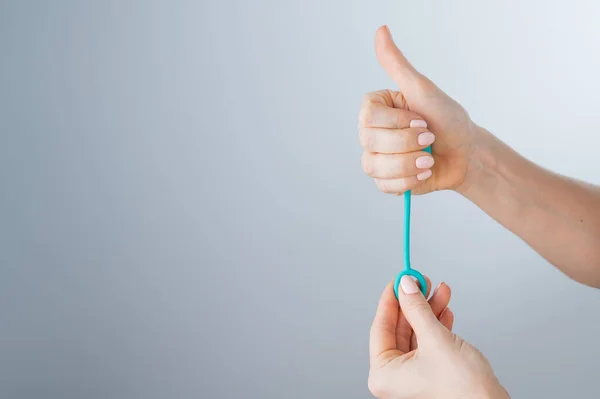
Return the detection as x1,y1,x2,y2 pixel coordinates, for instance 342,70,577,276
432,282,442,296
410,120,427,128
416,155,434,169
416,169,432,181
418,132,435,146
400,275,420,294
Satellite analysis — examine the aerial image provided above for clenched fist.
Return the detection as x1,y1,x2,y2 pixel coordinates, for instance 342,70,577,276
359,26,483,195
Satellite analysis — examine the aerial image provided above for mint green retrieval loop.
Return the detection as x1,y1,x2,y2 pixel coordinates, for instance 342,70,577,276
393,146,431,298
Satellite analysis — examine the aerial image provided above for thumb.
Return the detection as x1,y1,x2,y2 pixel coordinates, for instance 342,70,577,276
375,25,422,93
397,275,444,342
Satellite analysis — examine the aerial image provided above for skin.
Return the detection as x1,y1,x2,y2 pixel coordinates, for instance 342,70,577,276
361,24,600,398
369,277,510,399
359,25,600,288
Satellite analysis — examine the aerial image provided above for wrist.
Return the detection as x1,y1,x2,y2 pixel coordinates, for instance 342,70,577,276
455,124,502,197
455,124,528,203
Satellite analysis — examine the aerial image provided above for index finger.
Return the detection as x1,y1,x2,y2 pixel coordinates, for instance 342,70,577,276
359,96,426,129
369,281,402,366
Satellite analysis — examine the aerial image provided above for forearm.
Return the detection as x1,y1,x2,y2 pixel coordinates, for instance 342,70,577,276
458,126,600,287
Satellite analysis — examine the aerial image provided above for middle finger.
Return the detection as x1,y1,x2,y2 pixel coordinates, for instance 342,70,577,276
359,127,435,154
362,151,435,179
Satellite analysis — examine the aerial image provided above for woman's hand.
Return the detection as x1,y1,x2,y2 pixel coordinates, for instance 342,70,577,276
368,277,510,399
376,275,454,354
359,25,484,195
360,26,600,287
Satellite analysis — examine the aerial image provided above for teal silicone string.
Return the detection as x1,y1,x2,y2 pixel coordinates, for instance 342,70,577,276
403,188,412,270
393,146,431,298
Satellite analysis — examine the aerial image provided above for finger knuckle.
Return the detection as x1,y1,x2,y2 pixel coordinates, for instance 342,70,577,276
391,157,408,177
370,318,395,336
395,110,407,128
403,299,430,313
377,180,390,193
361,92,373,105
361,153,373,175
395,178,409,193
359,102,375,126
358,128,374,151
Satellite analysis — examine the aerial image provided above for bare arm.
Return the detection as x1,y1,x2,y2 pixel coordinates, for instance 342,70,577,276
460,127,600,287
361,26,600,288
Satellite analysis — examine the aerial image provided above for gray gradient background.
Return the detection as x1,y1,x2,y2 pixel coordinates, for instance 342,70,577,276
1,1,600,398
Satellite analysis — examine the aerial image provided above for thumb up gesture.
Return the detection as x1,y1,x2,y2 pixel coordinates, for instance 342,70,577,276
359,26,482,195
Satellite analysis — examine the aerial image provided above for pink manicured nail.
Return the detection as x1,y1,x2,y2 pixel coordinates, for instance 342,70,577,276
418,132,435,146
400,275,419,294
410,120,427,128
416,156,434,169
417,169,432,181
